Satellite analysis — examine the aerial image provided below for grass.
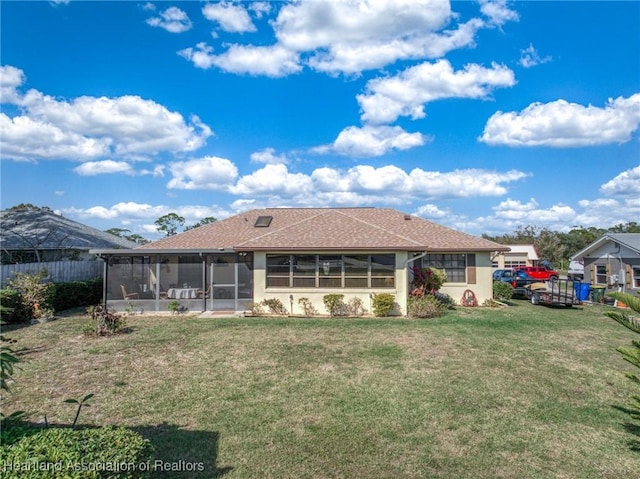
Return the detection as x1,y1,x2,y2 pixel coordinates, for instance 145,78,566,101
2,302,639,478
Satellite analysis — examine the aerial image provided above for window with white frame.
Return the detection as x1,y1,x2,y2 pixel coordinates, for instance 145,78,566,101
595,265,607,285
633,267,640,288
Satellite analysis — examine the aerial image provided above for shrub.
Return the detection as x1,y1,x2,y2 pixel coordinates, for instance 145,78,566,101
372,293,395,317
83,306,127,336
407,294,446,318
51,280,102,312
5,271,54,320
323,294,346,316
493,281,514,302
0,289,30,323
298,297,318,316
261,298,288,315
0,425,153,478
345,297,366,317
246,302,265,316
411,266,447,295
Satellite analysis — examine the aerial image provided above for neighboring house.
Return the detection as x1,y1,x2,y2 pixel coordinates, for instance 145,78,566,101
90,207,508,315
492,244,539,269
571,233,640,293
1,207,138,263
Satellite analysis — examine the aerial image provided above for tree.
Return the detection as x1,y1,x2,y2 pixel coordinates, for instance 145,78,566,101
185,216,217,231
105,228,130,238
604,292,640,447
154,213,185,237
124,234,149,245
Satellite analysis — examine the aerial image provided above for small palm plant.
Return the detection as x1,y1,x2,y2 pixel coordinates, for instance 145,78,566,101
604,292,640,440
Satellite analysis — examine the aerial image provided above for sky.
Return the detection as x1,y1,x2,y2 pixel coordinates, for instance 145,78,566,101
1,0,639,241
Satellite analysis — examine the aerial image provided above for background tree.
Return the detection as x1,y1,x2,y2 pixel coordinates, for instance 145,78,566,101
154,213,185,237
185,216,217,231
105,228,130,238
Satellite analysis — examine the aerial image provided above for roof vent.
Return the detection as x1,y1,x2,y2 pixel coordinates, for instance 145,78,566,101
404,215,412,220
254,215,273,228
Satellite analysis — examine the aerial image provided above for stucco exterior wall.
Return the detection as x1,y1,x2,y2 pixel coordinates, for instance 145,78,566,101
439,252,494,306
254,251,409,316
254,250,494,315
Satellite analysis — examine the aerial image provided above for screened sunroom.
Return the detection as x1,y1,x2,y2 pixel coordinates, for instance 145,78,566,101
91,249,254,313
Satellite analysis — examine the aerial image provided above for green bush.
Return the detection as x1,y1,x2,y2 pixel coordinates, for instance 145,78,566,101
493,281,514,302
0,425,153,478
51,280,102,312
261,298,288,315
0,289,31,323
372,293,395,317
5,271,54,320
407,294,446,318
323,294,346,316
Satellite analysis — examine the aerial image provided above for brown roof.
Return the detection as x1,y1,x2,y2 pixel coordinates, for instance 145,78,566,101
138,208,508,252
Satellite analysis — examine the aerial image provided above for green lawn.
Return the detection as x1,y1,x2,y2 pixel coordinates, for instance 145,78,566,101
2,302,639,478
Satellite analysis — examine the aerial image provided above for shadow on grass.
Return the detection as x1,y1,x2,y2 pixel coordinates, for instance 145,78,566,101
613,405,640,453
1,419,233,478
133,422,233,478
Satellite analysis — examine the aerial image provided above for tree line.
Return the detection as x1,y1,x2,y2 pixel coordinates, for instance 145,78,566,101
482,222,640,267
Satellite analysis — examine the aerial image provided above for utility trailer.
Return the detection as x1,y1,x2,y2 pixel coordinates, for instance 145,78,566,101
525,279,582,307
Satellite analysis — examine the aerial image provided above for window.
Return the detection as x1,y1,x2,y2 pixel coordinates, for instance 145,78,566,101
505,260,527,268
422,254,466,283
633,267,640,288
266,254,395,288
596,265,607,285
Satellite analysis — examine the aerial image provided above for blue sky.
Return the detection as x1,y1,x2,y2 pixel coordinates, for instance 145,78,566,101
1,0,638,240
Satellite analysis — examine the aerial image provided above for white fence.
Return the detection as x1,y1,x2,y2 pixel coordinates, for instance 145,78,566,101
0,261,103,288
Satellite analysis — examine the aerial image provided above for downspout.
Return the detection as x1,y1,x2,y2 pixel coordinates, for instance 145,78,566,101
200,252,206,312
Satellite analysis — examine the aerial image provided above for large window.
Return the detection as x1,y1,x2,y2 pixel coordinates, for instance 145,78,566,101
596,265,607,285
267,254,395,288
422,254,466,283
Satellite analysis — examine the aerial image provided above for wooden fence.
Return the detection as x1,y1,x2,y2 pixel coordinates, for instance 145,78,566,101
0,261,103,288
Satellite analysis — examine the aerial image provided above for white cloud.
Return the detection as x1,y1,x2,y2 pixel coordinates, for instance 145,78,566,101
479,0,519,27
147,6,192,33
250,148,288,165
413,203,449,219
316,124,427,157
73,160,134,176
248,2,271,19
202,2,256,33
0,65,25,103
0,66,213,162
480,94,640,147
358,60,516,124
518,43,552,68
221,163,528,202
178,42,301,77
181,0,517,77
230,163,313,196
600,166,640,198
167,156,239,190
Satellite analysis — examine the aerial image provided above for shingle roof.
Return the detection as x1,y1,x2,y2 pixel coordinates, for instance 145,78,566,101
0,208,138,250
139,208,507,252
571,233,640,259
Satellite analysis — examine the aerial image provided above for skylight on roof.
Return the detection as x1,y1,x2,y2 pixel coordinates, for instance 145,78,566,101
254,215,273,228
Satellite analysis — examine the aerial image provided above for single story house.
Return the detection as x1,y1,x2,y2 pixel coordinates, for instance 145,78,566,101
492,244,539,269
571,233,640,293
90,207,509,315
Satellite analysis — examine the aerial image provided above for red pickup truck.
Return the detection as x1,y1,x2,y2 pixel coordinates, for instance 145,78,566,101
514,266,559,281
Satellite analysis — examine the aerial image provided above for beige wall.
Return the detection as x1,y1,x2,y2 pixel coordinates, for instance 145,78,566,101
253,250,494,315
439,252,494,306
254,251,408,316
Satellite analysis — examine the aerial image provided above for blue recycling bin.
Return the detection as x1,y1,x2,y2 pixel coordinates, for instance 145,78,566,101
573,282,590,301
